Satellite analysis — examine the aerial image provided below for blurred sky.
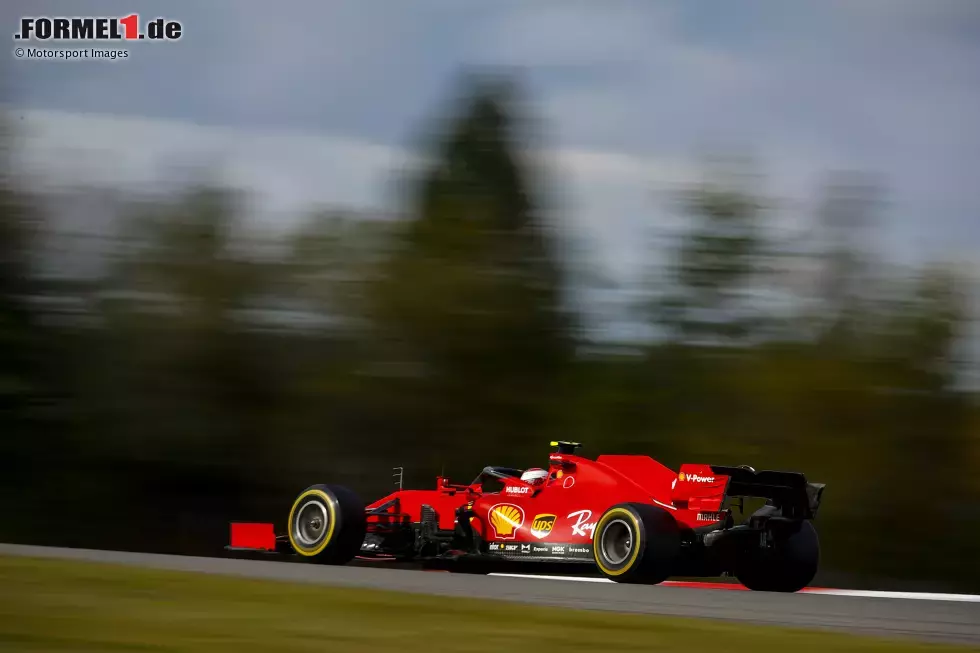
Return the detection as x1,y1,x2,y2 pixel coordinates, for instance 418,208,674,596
3,0,980,285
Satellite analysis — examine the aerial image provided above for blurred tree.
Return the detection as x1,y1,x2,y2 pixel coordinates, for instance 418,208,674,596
66,186,285,550
0,118,38,422
95,186,273,462
886,266,967,391
364,75,575,473
656,156,772,345
285,209,394,334
270,210,403,488
812,171,884,351
0,117,62,462
0,114,81,545
106,187,262,327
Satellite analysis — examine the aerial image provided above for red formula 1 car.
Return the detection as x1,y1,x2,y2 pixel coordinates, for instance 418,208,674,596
228,442,826,592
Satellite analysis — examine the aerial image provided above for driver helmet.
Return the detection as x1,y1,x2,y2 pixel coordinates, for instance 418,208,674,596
520,468,549,486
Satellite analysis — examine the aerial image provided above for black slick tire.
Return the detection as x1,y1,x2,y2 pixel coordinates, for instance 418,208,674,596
286,484,366,564
734,520,820,592
593,503,680,584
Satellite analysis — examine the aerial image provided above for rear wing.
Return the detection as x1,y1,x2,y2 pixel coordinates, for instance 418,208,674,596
710,466,825,520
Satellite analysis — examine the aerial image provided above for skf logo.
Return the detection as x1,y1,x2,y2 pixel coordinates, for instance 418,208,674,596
14,15,183,41
488,504,524,539
529,514,556,540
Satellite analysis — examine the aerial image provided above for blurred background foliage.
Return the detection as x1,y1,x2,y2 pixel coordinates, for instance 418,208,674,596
1,74,978,592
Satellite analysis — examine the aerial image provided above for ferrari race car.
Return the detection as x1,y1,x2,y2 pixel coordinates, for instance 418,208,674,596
228,442,826,592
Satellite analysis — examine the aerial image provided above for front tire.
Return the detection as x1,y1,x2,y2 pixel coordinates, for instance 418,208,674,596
593,503,680,584
734,520,820,592
287,484,366,564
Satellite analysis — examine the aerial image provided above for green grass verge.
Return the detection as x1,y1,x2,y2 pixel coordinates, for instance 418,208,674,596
0,555,971,652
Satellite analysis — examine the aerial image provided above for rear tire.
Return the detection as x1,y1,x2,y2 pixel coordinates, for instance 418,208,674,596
734,520,819,592
287,484,366,564
593,503,680,584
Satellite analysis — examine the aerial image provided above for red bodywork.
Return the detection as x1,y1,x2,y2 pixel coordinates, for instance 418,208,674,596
362,453,732,548
228,444,824,589
229,522,277,551
226,445,825,594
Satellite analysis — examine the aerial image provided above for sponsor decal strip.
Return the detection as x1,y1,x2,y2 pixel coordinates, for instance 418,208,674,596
486,574,980,602
486,542,592,558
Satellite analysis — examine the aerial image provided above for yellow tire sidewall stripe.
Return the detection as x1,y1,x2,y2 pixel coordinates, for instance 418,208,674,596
594,507,642,576
287,488,338,557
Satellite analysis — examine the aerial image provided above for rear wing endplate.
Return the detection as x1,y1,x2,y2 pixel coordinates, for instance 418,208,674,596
710,465,825,520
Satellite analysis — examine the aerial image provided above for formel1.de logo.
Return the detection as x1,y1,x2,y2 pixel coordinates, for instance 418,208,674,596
14,15,182,42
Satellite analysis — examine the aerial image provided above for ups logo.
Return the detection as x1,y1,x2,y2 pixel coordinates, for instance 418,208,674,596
530,513,556,540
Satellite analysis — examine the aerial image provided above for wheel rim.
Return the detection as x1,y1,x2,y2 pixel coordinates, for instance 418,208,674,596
600,518,633,565
293,500,329,548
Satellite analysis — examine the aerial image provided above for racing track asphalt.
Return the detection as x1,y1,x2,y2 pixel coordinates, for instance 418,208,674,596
2,543,979,646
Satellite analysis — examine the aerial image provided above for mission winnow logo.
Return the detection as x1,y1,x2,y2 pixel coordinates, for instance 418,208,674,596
14,15,183,42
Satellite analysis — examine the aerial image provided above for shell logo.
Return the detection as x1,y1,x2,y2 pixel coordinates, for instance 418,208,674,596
678,472,686,482
488,503,525,539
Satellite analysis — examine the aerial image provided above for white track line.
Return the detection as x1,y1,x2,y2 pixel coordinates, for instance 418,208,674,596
491,572,613,583
805,589,980,602
488,573,980,602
